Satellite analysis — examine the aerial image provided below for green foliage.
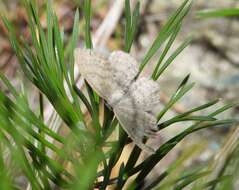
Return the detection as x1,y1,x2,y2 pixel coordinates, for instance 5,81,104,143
197,8,239,18
124,0,140,53
0,0,236,189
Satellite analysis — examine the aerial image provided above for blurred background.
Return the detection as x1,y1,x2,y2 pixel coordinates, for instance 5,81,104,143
0,0,238,188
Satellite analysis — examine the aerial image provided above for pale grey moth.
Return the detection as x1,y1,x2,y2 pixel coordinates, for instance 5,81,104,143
74,49,161,153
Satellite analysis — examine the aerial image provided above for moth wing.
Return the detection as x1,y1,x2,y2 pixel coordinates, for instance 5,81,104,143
108,51,139,87
113,77,161,153
106,51,140,105
74,48,123,102
114,105,156,153
74,49,140,105
129,77,162,114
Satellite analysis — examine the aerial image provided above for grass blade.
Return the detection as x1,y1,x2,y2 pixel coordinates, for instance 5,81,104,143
155,36,192,79
84,0,93,48
139,0,192,73
152,23,181,80
197,8,239,18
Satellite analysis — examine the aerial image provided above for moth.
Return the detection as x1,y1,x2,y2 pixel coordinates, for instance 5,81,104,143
74,49,161,153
